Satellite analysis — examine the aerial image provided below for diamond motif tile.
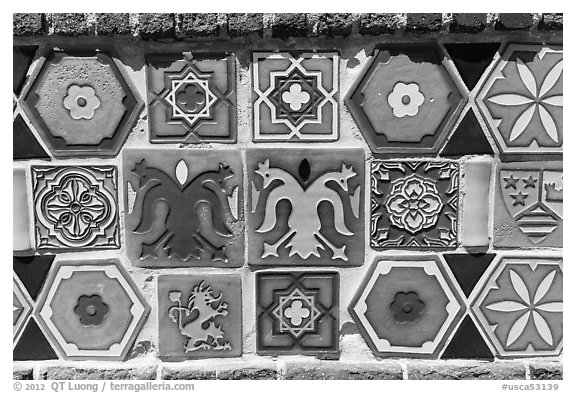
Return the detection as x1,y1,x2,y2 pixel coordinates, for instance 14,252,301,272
31,165,120,251
13,273,33,345
345,43,465,155
124,149,244,267
247,148,364,266
14,168,32,252
252,52,339,141
158,274,241,360
349,255,465,358
23,48,143,157
256,271,339,355
476,43,563,157
146,52,236,143
34,259,150,360
370,160,459,249
494,162,562,248
471,256,563,358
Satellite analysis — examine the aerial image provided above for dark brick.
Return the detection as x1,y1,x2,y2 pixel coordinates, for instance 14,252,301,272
162,367,217,380
272,13,307,38
13,368,33,380
359,13,397,35
52,13,88,36
407,13,443,31
39,367,157,380
97,13,130,35
408,362,526,380
285,362,403,380
217,366,277,380
539,13,563,31
496,13,534,30
139,13,176,40
317,13,353,37
450,13,487,33
13,13,44,36
180,13,219,38
228,13,263,38
530,362,562,380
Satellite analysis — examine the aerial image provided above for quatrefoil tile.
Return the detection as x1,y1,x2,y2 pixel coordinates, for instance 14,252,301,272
31,165,120,251
252,52,339,142
34,259,150,361
22,48,143,157
123,149,244,268
158,274,242,360
370,160,460,249
471,255,563,358
476,43,563,157
146,52,237,143
256,271,339,356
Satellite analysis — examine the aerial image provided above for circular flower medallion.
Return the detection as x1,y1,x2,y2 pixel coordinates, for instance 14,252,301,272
63,84,101,120
385,173,443,234
390,291,426,323
74,294,109,326
387,82,425,118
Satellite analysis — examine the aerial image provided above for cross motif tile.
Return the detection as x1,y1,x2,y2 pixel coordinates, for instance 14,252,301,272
370,160,459,249
146,52,236,143
471,255,563,358
247,148,364,266
256,271,339,355
477,43,563,157
31,165,119,251
252,52,339,141
158,274,242,360
124,149,243,267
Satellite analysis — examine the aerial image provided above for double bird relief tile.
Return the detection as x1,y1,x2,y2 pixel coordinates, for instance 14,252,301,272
371,160,459,249
256,271,339,355
23,48,143,157
494,162,562,248
345,44,465,155
477,44,563,157
158,275,242,360
247,149,364,265
34,259,150,360
252,52,339,142
472,256,563,357
146,53,237,143
32,165,120,251
124,149,243,267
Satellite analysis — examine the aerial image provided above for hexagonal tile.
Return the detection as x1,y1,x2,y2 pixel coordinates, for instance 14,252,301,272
477,43,563,157
23,48,143,157
252,52,339,142
349,255,465,358
471,255,563,358
32,165,120,251
35,259,150,360
256,271,339,356
345,43,465,155
158,274,242,360
247,148,364,266
146,52,237,143
13,273,33,345
123,149,244,267
370,160,459,250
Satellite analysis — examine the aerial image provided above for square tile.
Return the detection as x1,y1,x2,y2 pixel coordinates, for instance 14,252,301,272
124,149,244,267
494,162,562,248
371,160,460,249
158,274,242,360
247,148,364,266
252,52,339,142
146,52,237,143
31,165,119,250
256,271,339,356
14,168,31,251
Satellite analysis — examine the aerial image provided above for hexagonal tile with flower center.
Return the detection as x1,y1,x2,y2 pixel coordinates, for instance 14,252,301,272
22,48,143,157
34,259,150,360
345,43,465,155
349,255,465,358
